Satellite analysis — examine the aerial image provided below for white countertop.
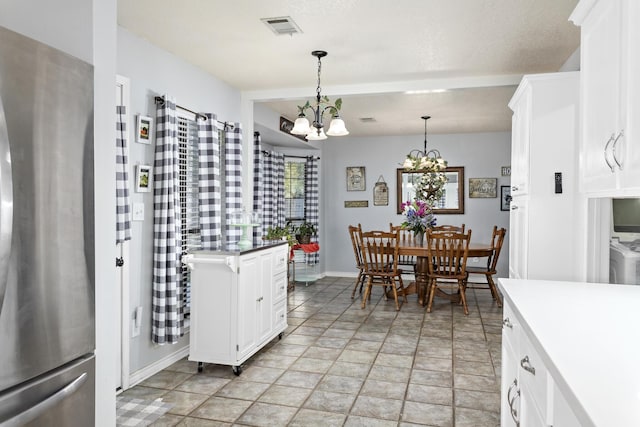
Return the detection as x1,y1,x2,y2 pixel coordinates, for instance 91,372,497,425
498,279,640,427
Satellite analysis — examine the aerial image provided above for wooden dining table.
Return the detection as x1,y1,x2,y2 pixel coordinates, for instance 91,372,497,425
397,240,493,305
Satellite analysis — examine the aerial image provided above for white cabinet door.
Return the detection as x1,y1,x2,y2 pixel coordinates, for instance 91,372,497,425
256,250,274,345
509,196,528,279
237,253,259,360
579,0,623,192
509,81,531,197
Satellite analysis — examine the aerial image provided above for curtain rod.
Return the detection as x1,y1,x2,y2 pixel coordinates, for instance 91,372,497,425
284,154,320,160
154,96,234,129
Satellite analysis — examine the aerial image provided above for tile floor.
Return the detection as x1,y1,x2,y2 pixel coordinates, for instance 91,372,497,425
120,276,504,426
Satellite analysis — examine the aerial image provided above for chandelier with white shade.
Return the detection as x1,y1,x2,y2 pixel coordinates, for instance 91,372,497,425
290,50,349,141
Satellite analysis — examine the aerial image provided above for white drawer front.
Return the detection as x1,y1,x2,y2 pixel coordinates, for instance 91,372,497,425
273,299,287,332
273,271,287,302
519,331,549,417
502,302,519,353
273,246,288,274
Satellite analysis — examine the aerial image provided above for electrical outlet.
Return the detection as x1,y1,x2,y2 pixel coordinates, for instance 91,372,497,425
131,306,142,337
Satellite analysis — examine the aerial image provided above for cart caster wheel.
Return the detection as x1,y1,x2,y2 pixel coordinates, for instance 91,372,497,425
232,365,242,376
278,332,284,340
197,362,204,373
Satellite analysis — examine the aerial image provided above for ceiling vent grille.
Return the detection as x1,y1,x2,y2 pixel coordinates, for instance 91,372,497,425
261,16,302,36
359,117,377,123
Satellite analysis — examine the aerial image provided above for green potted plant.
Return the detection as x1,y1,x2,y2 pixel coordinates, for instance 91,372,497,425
294,222,317,244
263,225,297,246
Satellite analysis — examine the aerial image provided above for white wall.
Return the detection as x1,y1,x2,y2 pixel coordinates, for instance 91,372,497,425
117,27,243,374
320,132,512,278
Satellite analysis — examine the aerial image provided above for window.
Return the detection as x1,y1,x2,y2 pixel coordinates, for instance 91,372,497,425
177,112,200,321
284,159,305,223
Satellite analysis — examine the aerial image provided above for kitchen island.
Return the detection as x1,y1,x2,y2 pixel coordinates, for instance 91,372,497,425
182,242,288,375
498,278,640,426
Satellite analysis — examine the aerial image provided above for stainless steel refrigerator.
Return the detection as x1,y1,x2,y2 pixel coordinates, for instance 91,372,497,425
0,26,95,426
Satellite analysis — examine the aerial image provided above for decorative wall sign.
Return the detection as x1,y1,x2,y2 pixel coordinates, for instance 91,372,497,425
469,178,497,198
501,166,511,176
373,175,389,206
501,185,512,211
346,166,366,191
344,200,369,208
279,116,306,141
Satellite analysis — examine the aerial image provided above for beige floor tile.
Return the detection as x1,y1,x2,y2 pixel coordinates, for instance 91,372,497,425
350,395,403,421
160,390,209,416
139,371,193,390
359,379,407,400
406,383,452,406
189,396,251,423
409,369,452,388
317,374,365,394
215,380,269,400
401,401,453,426
454,406,500,427
288,408,346,426
289,356,334,374
275,370,323,388
303,389,357,413
175,376,230,395
454,388,501,413
257,384,312,407
235,402,298,426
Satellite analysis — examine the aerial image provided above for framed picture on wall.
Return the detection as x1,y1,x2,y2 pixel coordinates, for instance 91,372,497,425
136,115,153,144
500,185,512,211
346,166,366,191
135,164,152,192
469,178,497,198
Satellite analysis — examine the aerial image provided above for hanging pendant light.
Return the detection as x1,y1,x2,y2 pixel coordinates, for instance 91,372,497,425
290,50,349,139
403,116,448,205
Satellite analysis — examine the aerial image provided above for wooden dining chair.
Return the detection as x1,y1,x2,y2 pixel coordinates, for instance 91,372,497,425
431,224,466,233
425,229,472,315
348,224,367,299
464,226,506,307
360,229,406,311
390,223,417,275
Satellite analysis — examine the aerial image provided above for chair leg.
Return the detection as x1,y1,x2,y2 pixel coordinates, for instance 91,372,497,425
458,280,469,315
391,279,400,311
487,274,503,307
351,270,365,299
361,278,373,309
426,280,436,313
398,276,407,304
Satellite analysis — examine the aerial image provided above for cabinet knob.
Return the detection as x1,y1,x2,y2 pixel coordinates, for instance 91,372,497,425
256,296,264,302
502,317,513,329
511,185,519,192
520,355,536,375
511,205,518,210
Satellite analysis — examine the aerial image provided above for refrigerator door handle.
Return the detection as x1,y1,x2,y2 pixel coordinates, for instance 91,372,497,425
0,372,87,427
0,94,13,314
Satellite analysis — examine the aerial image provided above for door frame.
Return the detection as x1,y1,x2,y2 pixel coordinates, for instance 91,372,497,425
116,75,131,391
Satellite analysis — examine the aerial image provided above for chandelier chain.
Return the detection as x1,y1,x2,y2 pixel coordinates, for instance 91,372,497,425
316,55,322,100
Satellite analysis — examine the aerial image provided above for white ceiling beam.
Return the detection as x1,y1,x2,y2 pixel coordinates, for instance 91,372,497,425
243,74,523,102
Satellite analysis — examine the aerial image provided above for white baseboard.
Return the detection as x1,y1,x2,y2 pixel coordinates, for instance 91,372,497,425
126,345,190,389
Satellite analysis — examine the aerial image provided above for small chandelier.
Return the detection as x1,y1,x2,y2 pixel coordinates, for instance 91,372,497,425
403,116,448,204
290,50,349,140
403,116,447,172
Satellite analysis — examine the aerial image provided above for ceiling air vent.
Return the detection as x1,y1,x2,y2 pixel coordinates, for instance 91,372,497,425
261,16,302,36
359,117,377,123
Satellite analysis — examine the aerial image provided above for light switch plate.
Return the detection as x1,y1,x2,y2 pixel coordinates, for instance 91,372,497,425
133,202,144,221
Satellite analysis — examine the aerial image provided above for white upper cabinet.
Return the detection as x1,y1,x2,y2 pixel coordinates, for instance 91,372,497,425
571,0,640,195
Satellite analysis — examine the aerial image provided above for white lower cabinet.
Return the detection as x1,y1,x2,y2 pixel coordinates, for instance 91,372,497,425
183,243,288,375
501,298,580,426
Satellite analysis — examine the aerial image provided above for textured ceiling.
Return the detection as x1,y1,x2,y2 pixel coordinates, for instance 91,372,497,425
118,0,580,143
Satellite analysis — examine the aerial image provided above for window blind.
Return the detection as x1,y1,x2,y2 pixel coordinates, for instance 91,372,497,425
177,112,200,321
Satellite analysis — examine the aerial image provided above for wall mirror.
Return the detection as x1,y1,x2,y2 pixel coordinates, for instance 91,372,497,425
396,166,465,214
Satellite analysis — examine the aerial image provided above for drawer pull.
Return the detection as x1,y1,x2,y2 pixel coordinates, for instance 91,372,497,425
520,355,536,375
502,317,513,329
507,378,520,426
256,296,264,302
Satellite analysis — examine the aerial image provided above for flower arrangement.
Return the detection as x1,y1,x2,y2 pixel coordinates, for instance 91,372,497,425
400,199,437,234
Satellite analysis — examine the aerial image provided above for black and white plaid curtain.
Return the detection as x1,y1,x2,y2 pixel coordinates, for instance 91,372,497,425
225,123,243,246
305,156,320,264
252,132,263,243
252,133,285,241
116,105,131,243
152,95,182,344
197,113,221,249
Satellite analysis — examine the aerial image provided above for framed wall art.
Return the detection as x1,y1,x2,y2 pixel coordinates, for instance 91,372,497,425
346,166,366,191
501,185,512,211
469,178,497,198
135,164,152,192
136,115,153,144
